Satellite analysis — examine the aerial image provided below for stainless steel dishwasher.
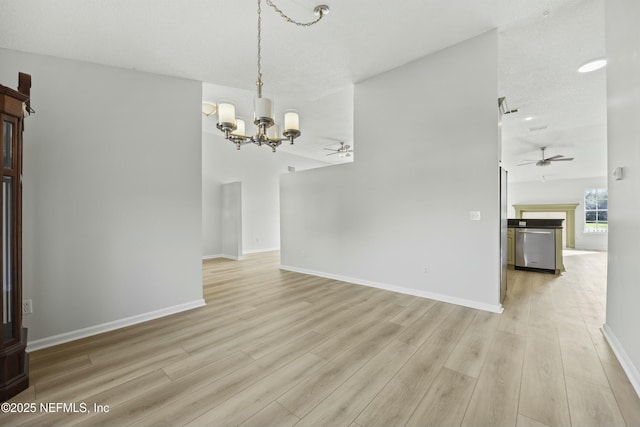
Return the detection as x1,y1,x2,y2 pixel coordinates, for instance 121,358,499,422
515,228,556,272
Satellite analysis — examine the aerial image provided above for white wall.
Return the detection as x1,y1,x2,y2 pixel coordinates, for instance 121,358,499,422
281,31,502,312
202,130,330,257
603,0,640,396
221,182,242,259
201,138,223,257
508,176,608,251
0,48,203,346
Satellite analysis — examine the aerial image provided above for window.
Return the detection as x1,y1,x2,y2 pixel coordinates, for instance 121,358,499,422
584,188,608,233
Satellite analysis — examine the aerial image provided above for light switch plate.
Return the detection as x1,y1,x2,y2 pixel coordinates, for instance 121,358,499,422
469,211,481,221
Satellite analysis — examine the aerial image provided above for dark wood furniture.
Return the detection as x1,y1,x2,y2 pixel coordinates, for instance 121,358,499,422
0,73,31,401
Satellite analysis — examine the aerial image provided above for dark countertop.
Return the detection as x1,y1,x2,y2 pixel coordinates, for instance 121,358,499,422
508,218,564,229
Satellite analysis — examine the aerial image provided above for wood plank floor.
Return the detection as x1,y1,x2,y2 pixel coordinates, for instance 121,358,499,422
3,250,640,427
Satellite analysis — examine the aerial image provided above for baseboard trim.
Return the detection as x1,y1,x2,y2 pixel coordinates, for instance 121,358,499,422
26,299,206,352
602,324,640,398
202,254,242,261
203,249,279,260
280,264,503,314
243,247,280,255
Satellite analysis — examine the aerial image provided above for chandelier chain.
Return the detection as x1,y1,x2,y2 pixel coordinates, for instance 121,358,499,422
257,0,263,94
266,0,325,27
215,0,328,151
258,0,324,94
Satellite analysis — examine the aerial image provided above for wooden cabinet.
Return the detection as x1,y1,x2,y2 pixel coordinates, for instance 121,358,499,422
0,73,31,401
555,229,564,273
507,228,515,266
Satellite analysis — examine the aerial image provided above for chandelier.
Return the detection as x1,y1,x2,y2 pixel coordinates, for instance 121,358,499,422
215,0,329,152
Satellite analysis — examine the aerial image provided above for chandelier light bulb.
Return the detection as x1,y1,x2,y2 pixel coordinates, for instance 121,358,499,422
217,102,236,126
255,97,274,121
284,111,300,131
210,0,328,151
268,123,281,139
232,118,246,137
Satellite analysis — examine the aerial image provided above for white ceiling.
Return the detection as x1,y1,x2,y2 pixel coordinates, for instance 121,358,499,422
499,0,606,183
0,0,606,178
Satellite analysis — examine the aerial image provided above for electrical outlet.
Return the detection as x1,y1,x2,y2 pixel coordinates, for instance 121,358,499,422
423,266,428,274
22,299,33,315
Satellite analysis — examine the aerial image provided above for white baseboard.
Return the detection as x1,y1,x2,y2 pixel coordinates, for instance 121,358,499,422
203,249,279,260
243,247,280,255
202,254,241,261
280,265,503,314
26,299,206,352
602,324,640,398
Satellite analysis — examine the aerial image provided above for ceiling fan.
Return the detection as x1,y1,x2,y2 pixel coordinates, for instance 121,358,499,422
324,142,353,157
518,146,574,167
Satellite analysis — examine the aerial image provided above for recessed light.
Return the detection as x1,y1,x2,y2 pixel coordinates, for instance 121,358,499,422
578,58,607,73
529,125,548,132
525,116,534,121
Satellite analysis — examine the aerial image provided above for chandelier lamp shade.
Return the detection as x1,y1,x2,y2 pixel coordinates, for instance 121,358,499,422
214,0,329,152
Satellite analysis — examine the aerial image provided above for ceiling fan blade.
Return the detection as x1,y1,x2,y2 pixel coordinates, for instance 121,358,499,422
323,148,337,151
517,161,538,166
550,157,574,161
319,136,346,143
326,152,339,156
343,145,351,150
515,137,542,149
544,155,564,160
346,153,352,157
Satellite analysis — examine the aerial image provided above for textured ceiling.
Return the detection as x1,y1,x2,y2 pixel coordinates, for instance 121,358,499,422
499,0,606,182
0,0,606,178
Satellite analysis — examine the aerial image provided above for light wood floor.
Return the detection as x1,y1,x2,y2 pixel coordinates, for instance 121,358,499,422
3,251,640,426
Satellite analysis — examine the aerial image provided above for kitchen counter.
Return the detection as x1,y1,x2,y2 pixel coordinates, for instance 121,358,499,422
507,218,565,274
507,218,564,229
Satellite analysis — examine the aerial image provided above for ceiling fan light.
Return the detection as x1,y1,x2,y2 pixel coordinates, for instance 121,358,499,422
578,58,607,73
202,101,217,116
